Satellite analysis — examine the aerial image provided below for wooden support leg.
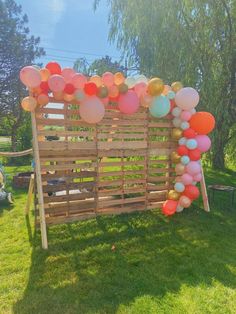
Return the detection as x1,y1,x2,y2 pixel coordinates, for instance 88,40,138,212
200,163,210,212
25,174,34,215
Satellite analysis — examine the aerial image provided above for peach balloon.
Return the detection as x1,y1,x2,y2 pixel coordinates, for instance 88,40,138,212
102,72,114,87
71,73,87,89
48,75,65,92
140,93,152,108
20,66,41,88
37,94,49,106
63,93,74,102
90,75,102,87
40,68,50,81
108,85,119,98
21,96,37,112
114,72,125,85
175,163,185,175
179,196,192,208
61,68,76,83
53,92,63,101
79,96,105,124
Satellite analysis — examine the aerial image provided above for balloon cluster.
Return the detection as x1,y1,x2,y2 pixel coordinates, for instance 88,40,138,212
162,86,215,216
19,62,174,123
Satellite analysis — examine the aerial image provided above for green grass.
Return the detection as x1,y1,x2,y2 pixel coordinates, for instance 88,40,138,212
0,165,236,313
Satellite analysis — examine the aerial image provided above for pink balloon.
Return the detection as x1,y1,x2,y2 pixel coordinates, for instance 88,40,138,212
193,173,202,182
179,196,192,208
180,110,192,121
71,73,87,89
48,75,65,92
175,163,185,175
118,90,140,114
134,82,147,97
79,96,105,124
20,66,41,88
175,87,199,110
186,161,201,176
195,135,211,153
140,93,152,108
102,72,114,87
181,173,193,185
61,68,76,83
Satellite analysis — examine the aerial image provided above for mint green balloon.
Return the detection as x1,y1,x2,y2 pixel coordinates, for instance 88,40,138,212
149,95,170,118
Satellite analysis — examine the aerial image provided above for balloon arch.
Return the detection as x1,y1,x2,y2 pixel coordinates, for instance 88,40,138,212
20,62,215,248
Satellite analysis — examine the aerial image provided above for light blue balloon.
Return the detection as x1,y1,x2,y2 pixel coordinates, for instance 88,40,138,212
75,90,85,101
186,139,197,150
179,137,187,145
167,91,175,100
174,182,185,193
149,95,170,118
181,155,190,165
180,121,189,130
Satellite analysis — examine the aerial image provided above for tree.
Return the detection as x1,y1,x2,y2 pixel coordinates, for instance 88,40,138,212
74,55,124,76
94,0,236,169
0,0,44,151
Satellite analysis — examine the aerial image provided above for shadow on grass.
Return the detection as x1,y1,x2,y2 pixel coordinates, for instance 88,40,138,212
13,201,236,314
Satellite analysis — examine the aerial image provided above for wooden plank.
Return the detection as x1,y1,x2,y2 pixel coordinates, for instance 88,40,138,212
97,141,147,150
97,133,147,139
41,171,97,181
44,192,94,204
38,141,96,150
40,149,97,157
42,181,95,193
38,130,95,137
98,196,146,208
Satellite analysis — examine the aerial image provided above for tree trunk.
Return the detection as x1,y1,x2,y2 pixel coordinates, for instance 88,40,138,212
211,127,228,170
11,127,18,152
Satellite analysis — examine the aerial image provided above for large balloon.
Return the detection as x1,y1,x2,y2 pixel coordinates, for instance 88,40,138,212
183,185,200,200
162,200,178,216
195,135,211,152
118,90,139,114
71,73,87,89
46,62,61,75
149,95,170,118
175,87,199,110
189,112,215,135
48,75,65,92
186,161,201,176
20,66,41,88
21,96,37,112
79,96,105,124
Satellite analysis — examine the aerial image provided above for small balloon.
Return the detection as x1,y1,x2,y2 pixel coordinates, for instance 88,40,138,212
171,81,183,93
175,163,185,175
181,173,193,185
180,121,190,130
186,139,198,150
172,107,182,117
177,145,189,156
167,91,176,100
162,200,178,216
37,94,49,106
125,76,136,88
114,72,125,85
180,110,192,121
90,75,102,87
40,68,50,81
171,151,181,164
84,82,98,96
178,137,187,145
173,117,182,127
183,185,200,200
174,182,185,193
171,128,183,140
134,82,147,98
186,161,201,176
74,90,85,101
108,85,119,98
183,128,197,138
167,190,181,201
179,195,192,208
176,205,184,213
181,155,190,165
195,135,212,152
118,83,129,94
97,86,109,98
64,83,76,95
188,148,201,161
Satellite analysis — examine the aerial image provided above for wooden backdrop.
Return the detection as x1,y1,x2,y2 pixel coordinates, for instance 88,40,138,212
33,101,177,228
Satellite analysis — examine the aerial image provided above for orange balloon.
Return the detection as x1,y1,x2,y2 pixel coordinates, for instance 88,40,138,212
90,75,102,87
114,72,125,85
37,94,49,106
21,96,37,112
53,92,63,101
40,68,50,81
63,93,74,102
189,112,215,135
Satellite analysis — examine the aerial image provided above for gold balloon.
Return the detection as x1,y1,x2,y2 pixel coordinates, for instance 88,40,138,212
167,190,181,201
171,151,181,163
118,83,128,94
21,96,37,112
171,81,183,93
97,85,108,98
171,128,183,140
90,75,102,87
147,77,164,96
114,72,125,85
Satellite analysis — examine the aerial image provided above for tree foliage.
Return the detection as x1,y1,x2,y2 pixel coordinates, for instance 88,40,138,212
95,0,236,169
0,0,44,151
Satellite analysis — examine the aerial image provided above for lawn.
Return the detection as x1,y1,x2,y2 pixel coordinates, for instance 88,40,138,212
0,165,236,313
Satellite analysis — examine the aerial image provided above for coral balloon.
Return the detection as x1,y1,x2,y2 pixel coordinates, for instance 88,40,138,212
21,96,37,112
183,128,197,139
195,135,211,152
179,196,192,208
40,68,50,81
37,94,49,106
183,185,200,200
84,82,98,96
186,161,201,176
61,68,75,83
40,81,50,94
181,173,193,185
175,87,199,110
64,83,75,95
177,145,189,156
46,62,61,75
102,72,114,87
189,112,215,135
79,96,105,124
63,93,74,102
118,90,139,114
149,95,170,118
147,78,164,96
20,66,41,88
71,73,87,89
188,148,201,161
162,200,178,216
48,75,65,92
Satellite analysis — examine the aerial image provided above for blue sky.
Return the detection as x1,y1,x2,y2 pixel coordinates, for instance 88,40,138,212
16,0,121,68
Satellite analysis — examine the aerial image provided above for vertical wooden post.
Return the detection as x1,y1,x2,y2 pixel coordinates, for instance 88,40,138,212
25,174,34,215
200,162,210,212
31,111,48,249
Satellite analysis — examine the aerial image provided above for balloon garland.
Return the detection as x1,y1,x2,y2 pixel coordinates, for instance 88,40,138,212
19,62,215,216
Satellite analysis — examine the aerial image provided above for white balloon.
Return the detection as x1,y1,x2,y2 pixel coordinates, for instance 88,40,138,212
172,107,182,117
173,117,182,127
176,206,184,213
